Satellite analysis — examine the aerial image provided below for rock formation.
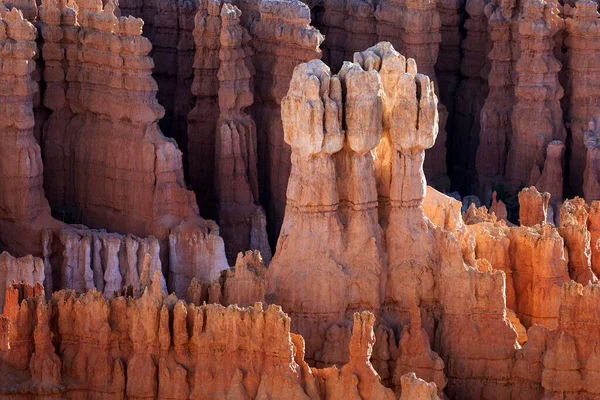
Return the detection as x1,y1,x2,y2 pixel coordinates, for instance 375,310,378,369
530,140,565,209
38,0,229,296
0,281,403,399
267,43,522,399
559,198,598,285
436,0,465,189
42,227,167,297
189,0,270,263
584,119,600,202
452,0,489,193
565,0,600,196
506,0,565,189
518,186,550,227
476,0,519,198
0,4,63,256
8,0,600,397
0,252,43,312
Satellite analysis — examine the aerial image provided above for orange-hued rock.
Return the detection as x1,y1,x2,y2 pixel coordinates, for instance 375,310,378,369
476,0,518,196
245,0,324,241
565,0,600,195
519,186,550,227
291,0,450,190
0,5,63,256
189,0,271,263
393,304,447,397
187,0,323,243
38,0,229,297
399,373,440,400
588,201,600,276
490,191,509,222
584,120,600,202
535,282,600,397
0,252,44,312
508,224,569,329
0,282,399,399
559,198,598,285
506,0,565,189
531,140,565,206
267,43,520,398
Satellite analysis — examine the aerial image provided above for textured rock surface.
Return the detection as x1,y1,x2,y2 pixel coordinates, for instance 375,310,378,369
506,0,565,189
0,282,398,399
452,0,489,193
42,227,167,297
0,5,64,256
189,0,271,263
38,0,229,297
565,0,600,196
267,43,521,398
0,253,43,312
476,0,519,198
9,0,600,398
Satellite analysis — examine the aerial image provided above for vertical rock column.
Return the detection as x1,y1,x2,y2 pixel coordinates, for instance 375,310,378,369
559,198,598,285
506,0,565,188
436,0,465,187
248,0,323,242
583,122,600,202
0,252,44,312
0,6,62,255
477,0,518,198
453,0,489,192
401,0,449,191
214,2,271,263
266,60,347,360
565,0,600,195
39,1,229,297
187,0,220,219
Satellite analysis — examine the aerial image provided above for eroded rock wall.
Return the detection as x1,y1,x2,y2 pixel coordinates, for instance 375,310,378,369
0,281,400,399
0,5,63,256
39,0,229,297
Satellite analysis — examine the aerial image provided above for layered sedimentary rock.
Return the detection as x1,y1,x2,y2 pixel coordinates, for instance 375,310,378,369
565,0,600,196
559,198,598,285
0,253,43,312
245,0,323,241
38,0,228,297
152,0,196,146
476,0,519,198
267,43,521,398
0,282,402,399
452,0,489,193
518,186,550,226
506,0,565,189
118,0,156,37
189,0,270,262
41,227,167,297
0,5,63,256
188,0,322,243
436,0,465,188
530,140,565,209
478,0,566,196
584,119,600,202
